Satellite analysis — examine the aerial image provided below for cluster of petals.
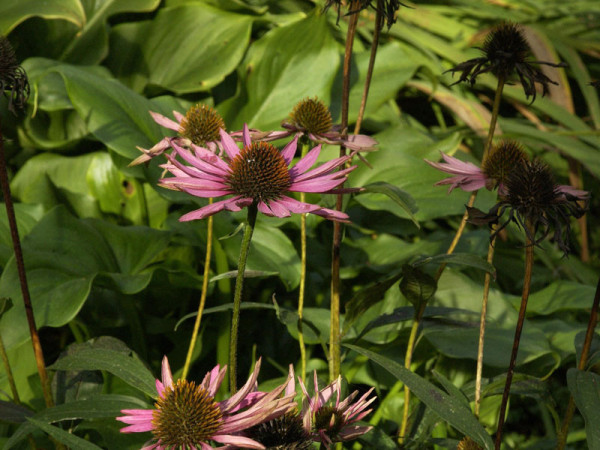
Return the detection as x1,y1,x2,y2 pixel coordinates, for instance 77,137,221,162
130,111,221,167
425,152,490,194
159,124,356,223
299,371,375,448
117,357,295,450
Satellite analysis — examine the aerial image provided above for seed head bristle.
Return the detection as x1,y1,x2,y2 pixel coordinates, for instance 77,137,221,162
483,140,528,188
179,104,225,146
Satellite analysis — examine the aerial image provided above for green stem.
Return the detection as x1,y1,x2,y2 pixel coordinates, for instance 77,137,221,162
556,275,600,449
0,118,54,409
353,0,383,135
182,202,214,380
0,332,20,403
298,142,308,382
214,236,231,395
495,220,535,449
330,0,359,383
229,205,258,393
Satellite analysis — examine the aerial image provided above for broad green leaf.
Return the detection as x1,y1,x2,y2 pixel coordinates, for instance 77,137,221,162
0,203,43,266
50,348,156,398
358,182,419,227
0,0,84,35
0,207,171,350
508,281,596,316
4,395,147,449
567,369,600,450
108,4,252,94
412,253,496,278
346,344,494,450
221,13,340,130
27,418,102,450
0,401,33,424
60,0,161,65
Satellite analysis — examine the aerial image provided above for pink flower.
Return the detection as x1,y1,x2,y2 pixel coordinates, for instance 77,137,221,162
425,152,488,194
117,357,295,450
159,124,357,223
299,372,375,448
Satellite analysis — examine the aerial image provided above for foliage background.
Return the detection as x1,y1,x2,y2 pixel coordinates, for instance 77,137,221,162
0,0,599,448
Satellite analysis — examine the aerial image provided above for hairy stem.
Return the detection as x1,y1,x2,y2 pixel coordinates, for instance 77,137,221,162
556,275,600,449
330,4,359,382
495,221,535,449
0,120,54,409
298,140,308,382
182,201,214,380
229,205,258,393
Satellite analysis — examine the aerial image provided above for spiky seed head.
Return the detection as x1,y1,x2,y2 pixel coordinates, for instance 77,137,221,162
179,104,225,146
505,159,556,217
482,140,528,189
482,22,530,77
288,97,333,136
151,379,223,448
228,142,291,203
314,405,345,440
247,412,313,450
457,437,484,450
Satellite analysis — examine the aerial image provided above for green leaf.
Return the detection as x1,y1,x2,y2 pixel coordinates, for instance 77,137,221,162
221,13,339,130
399,264,437,310
412,253,496,278
27,418,102,450
0,400,33,424
0,0,84,35
108,4,252,94
0,207,170,350
567,369,600,450
508,281,596,316
49,347,156,398
345,344,494,450
358,182,419,228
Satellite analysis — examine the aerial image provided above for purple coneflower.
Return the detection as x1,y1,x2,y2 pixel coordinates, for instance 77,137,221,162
131,104,225,166
159,124,357,223
117,357,295,450
299,372,375,448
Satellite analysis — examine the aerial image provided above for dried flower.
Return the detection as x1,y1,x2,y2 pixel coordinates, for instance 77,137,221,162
457,437,484,450
324,0,407,29
299,372,375,448
130,104,224,166
159,124,357,222
446,22,566,103
0,36,29,114
426,141,528,194
117,357,295,449
467,159,589,256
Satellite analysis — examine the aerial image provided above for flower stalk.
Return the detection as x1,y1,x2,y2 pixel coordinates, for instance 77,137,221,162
556,275,600,449
494,219,535,449
182,201,214,380
229,204,258,393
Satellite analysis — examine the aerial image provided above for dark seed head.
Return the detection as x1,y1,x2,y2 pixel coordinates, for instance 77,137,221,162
152,379,223,448
482,22,530,77
247,412,313,450
458,437,484,450
288,97,333,136
505,159,555,217
228,142,291,203
179,104,225,146
314,405,345,440
0,36,29,114
482,140,528,189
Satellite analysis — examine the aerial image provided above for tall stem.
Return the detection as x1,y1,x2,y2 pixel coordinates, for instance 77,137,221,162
0,119,53,409
495,220,535,449
0,332,20,403
556,275,600,449
298,142,308,382
330,5,359,382
182,201,214,380
354,0,383,135
229,205,258,393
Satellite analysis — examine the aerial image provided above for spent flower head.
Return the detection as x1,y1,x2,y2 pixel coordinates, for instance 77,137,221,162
117,356,295,449
131,104,225,166
446,22,566,103
299,372,375,448
425,140,527,194
324,0,407,29
467,159,589,256
159,124,358,222
0,36,29,114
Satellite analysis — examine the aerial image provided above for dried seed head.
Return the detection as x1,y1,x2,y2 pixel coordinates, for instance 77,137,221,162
0,36,29,113
482,23,530,77
482,140,528,189
179,104,225,146
505,159,556,217
152,379,223,448
288,97,333,136
228,142,291,203
247,412,313,450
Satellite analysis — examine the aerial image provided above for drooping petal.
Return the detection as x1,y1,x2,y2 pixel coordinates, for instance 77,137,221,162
242,123,251,148
178,196,251,221
212,434,265,449
290,155,351,183
257,200,291,218
288,144,321,177
150,111,180,132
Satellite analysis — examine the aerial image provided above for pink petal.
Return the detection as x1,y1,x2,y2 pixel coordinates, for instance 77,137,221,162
178,196,251,221
242,124,251,148
213,435,265,449
344,134,378,152
288,145,321,177
173,110,184,122
220,359,262,413
280,135,299,165
220,129,241,160
257,200,291,218
150,111,180,132
161,356,173,389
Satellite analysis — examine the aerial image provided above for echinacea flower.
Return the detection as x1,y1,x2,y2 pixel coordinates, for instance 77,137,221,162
467,159,589,256
299,372,375,448
117,357,295,450
266,97,377,153
159,124,357,222
425,141,528,194
246,412,314,450
446,22,566,103
130,104,225,166
0,36,29,114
